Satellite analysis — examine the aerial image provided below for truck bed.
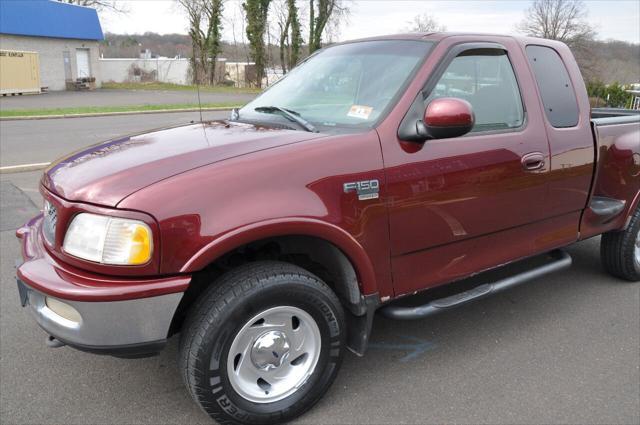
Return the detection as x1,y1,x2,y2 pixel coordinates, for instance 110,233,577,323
592,107,640,123
581,108,640,240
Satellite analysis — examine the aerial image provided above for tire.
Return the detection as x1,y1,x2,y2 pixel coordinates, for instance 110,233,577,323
601,207,640,282
179,261,346,425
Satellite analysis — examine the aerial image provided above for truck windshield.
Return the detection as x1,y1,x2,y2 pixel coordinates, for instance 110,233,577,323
237,40,433,130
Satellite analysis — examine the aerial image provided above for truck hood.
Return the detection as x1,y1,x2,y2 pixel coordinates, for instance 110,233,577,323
42,121,326,207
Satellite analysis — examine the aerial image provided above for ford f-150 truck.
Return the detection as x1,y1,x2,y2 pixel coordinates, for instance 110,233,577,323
15,33,640,424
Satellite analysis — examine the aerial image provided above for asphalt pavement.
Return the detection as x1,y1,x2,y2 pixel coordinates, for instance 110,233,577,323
0,114,639,424
0,89,255,110
0,110,230,167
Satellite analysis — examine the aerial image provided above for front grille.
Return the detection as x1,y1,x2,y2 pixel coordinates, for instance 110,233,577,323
43,200,57,245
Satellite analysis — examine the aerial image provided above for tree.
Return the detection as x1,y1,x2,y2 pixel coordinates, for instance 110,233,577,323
177,0,225,84
205,0,225,84
244,0,272,88
287,0,303,69
308,0,346,54
406,12,446,32
517,0,597,79
58,0,126,12
517,0,595,50
275,0,303,73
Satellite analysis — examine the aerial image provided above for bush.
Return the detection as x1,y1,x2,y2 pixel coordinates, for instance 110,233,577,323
587,80,633,108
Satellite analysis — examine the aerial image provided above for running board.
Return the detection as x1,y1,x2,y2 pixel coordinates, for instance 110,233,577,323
380,250,572,320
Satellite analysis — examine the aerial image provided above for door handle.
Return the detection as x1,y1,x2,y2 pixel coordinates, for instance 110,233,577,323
521,152,545,171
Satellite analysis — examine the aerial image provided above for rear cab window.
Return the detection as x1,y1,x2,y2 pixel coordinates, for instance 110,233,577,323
525,45,579,128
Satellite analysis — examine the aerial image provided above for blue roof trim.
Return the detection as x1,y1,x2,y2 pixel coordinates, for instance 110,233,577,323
0,0,104,41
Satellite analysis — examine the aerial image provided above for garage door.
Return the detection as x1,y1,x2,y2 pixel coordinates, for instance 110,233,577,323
76,49,90,78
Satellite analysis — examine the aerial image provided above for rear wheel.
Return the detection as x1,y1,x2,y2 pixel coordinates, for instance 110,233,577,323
601,207,640,282
179,261,346,425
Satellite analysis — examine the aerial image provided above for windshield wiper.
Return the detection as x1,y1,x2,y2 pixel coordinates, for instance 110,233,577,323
254,106,318,133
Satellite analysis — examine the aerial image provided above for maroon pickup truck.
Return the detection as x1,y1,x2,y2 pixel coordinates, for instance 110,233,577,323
15,33,640,424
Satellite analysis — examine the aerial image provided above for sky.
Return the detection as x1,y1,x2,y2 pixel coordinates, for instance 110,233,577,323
100,0,640,44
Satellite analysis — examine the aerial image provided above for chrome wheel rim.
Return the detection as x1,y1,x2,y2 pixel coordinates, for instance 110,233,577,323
226,306,321,403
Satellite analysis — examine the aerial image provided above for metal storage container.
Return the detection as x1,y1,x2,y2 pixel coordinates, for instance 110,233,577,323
0,50,41,95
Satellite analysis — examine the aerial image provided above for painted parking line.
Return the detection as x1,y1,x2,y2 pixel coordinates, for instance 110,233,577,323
368,335,437,362
0,162,51,174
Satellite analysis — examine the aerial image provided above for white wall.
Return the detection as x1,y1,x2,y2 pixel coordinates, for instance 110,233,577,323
99,58,190,85
0,34,100,91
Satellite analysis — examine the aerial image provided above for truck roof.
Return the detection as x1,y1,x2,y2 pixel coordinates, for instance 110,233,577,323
341,32,562,47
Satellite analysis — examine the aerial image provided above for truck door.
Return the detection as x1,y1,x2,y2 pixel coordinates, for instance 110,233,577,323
379,40,553,296
524,44,594,220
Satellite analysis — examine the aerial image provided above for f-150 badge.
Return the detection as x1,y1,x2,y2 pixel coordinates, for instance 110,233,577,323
343,179,380,200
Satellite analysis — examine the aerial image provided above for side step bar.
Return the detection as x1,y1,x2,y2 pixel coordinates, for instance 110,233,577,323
380,250,572,320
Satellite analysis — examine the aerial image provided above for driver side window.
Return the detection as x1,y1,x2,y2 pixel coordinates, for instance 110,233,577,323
429,51,525,132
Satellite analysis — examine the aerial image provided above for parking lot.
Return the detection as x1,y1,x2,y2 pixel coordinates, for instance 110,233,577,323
0,110,230,167
1,113,639,424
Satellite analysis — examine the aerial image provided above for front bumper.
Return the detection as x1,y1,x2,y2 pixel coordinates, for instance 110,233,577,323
16,215,191,358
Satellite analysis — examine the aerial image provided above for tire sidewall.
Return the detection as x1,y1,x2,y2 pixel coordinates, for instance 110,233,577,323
193,281,344,424
629,212,640,275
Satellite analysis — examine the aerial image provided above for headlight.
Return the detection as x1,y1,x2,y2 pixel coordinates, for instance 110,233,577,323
63,213,152,265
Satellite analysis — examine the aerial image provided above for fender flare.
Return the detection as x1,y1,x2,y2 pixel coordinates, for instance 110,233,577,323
180,217,379,295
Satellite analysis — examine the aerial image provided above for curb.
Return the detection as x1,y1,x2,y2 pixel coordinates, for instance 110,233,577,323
0,162,51,174
0,106,237,121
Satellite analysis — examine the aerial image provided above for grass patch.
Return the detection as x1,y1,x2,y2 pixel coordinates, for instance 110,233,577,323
0,102,241,118
102,81,262,94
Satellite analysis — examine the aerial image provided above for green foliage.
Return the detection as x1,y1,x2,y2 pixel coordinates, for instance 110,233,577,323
309,0,336,54
178,0,226,84
587,80,634,108
586,80,606,99
606,83,633,108
243,0,272,88
278,0,304,73
207,0,225,83
287,0,303,69
308,0,347,53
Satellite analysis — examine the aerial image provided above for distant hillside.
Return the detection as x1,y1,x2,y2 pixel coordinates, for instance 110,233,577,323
583,40,640,84
101,32,255,62
100,33,640,84
100,33,193,58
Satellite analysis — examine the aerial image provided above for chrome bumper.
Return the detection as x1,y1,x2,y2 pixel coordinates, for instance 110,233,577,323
18,279,182,356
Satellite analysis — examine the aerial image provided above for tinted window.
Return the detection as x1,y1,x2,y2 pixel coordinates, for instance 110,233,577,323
526,45,579,128
428,51,524,132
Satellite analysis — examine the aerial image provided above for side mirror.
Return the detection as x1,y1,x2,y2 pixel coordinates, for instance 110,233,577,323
417,98,475,140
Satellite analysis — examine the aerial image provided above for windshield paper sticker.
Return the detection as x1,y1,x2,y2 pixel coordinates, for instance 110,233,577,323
348,105,373,120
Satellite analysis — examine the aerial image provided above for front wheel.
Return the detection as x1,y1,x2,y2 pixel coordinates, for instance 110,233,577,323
179,261,346,425
601,207,640,282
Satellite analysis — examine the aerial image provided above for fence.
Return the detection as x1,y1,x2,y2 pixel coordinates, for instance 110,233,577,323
98,58,263,88
99,58,191,85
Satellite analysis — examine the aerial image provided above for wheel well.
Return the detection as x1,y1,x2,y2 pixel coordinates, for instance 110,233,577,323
169,235,364,336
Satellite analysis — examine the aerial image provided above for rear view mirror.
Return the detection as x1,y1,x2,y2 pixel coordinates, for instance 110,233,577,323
417,98,475,140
